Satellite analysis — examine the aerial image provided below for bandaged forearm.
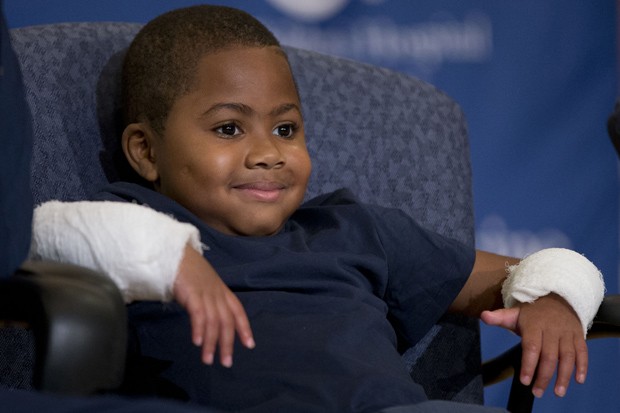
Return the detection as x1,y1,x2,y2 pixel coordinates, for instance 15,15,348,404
502,248,605,337
29,200,202,303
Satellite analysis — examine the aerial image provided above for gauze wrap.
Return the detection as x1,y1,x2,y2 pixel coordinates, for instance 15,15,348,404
29,200,202,303
502,248,605,337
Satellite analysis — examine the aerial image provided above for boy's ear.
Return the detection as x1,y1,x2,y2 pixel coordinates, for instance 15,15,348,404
122,123,159,183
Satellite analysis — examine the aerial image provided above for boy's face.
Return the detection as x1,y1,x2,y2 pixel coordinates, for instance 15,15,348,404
133,47,311,236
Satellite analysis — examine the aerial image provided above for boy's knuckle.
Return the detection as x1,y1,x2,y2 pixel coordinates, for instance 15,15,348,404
559,349,575,361
539,350,556,364
536,369,553,382
205,312,219,326
521,340,540,354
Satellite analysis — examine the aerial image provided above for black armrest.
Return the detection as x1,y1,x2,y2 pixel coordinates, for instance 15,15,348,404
0,260,127,395
481,294,620,413
607,101,620,158
589,294,620,338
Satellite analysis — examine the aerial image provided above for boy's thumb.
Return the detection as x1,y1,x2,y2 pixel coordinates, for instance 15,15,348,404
480,308,520,333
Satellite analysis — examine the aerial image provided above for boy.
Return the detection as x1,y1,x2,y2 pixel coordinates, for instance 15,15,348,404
30,5,604,413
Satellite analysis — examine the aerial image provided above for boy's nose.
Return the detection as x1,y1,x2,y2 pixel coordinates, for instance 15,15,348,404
245,133,285,169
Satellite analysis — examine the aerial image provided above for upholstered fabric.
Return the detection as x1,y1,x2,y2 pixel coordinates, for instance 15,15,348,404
291,49,474,247
10,23,138,204
0,328,34,390
10,22,481,403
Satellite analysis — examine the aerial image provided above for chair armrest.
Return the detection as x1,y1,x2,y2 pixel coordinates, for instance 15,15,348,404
589,294,620,338
482,344,534,413
0,260,127,395
481,294,620,413
481,344,520,387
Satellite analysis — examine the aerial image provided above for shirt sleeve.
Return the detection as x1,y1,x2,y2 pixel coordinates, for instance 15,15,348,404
369,206,475,346
29,200,202,303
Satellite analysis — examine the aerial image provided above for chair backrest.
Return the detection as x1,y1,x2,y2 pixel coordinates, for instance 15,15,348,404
10,22,480,403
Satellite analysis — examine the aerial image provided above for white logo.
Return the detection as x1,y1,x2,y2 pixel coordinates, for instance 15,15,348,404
476,214,572,258
264,11,493,80
265,0,350,22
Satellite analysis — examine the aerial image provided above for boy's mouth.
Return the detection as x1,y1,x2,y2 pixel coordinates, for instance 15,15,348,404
233,182,287,202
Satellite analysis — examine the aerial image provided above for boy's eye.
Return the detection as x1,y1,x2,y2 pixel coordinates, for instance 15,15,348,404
215,123,242,137
273,123,296,138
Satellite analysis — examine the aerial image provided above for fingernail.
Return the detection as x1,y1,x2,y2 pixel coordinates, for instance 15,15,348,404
556,386,566,397
577,373,586,383
222,356,233,368
521,375,531,386
246,337,256,349
532,388,544,398
203,353,213,365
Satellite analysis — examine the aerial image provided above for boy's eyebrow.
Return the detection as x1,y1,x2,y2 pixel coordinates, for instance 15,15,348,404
201,102,301,118
202,102,253,117
269,103,301,117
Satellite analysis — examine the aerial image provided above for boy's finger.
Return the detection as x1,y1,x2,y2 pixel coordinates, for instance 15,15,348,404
574,336,588,384
554,336,575,397
228,294,255,349
185,295,206,346
217,304,236,368
480,308,519,332
201,303,220,365
519,331,542,387
531,337,559,398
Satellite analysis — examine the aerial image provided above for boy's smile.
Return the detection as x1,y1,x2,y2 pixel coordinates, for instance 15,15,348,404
123,46,311,236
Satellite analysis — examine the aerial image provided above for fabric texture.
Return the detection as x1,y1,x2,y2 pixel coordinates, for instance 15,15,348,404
9,22,481,403
379,400,507,413
0,328,34,390
0,387,221,413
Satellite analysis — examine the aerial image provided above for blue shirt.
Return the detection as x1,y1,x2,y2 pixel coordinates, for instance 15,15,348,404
95,183,475,413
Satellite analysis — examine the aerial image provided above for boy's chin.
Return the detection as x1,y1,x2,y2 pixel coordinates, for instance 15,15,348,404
237,221,286,237
214,217,287,237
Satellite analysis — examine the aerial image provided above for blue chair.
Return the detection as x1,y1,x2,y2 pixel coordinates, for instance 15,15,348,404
5,21,620,411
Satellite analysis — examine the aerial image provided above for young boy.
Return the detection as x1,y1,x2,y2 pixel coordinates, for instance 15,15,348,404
30,5,604,413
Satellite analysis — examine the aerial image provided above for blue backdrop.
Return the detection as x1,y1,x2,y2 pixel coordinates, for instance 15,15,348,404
5,1,619,411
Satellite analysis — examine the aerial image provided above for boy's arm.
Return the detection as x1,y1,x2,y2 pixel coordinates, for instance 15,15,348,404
449,250,601,399
30,200,254,367
448,250,516,316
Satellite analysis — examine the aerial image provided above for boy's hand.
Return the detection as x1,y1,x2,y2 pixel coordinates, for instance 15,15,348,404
173,244,255,367
481,293,588,398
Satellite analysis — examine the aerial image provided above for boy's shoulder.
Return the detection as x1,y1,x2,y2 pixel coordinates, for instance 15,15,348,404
93,181,199,224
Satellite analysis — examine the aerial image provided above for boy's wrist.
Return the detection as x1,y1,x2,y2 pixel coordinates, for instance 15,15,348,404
501,248,605,337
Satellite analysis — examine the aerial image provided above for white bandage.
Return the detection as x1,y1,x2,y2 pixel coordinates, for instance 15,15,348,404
29,200,203,303
502,248,605,337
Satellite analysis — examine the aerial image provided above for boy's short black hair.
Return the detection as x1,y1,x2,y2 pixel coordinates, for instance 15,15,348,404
122,5,280,133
